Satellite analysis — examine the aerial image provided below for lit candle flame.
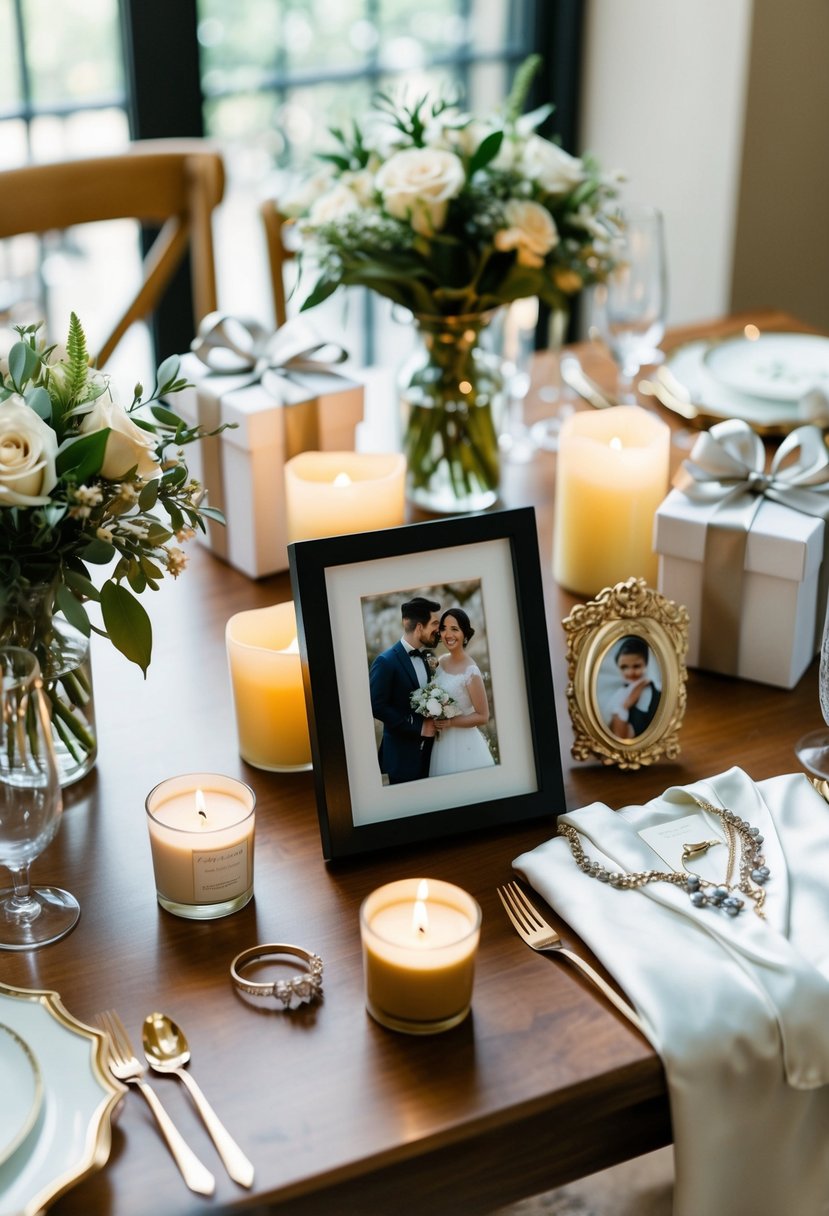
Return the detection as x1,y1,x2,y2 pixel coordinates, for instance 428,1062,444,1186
743,324,760,341
195,788,208,823
413,879,430,936
333,472,352,488
609,436,623,451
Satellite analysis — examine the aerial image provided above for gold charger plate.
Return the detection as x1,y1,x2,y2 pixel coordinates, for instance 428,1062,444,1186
0,982,125,1216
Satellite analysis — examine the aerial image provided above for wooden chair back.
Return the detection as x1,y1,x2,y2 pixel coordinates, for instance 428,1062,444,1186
0,139,225,366
259,200,295,328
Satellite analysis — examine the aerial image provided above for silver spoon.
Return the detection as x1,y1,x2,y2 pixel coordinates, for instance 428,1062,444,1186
142,1012,254,1188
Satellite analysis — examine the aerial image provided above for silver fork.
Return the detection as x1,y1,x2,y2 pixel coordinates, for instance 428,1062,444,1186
96,1010,216,1196
497,881,645,1034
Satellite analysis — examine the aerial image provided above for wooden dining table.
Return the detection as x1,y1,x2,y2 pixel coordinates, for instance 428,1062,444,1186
5,310,824,1216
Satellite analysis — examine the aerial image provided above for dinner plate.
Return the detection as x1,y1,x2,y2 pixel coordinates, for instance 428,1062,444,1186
703,332,829,402
663,339,808,434
0,1023,43,1168
0,983,124,1216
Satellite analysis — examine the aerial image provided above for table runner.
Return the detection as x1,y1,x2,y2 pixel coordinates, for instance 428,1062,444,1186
514,767,829,1216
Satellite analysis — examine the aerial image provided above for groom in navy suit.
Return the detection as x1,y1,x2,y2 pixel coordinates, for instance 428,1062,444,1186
370,596,441,784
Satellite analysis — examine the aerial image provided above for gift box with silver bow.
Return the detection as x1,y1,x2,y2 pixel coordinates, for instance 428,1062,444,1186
654,420,829,688
175,314,364,578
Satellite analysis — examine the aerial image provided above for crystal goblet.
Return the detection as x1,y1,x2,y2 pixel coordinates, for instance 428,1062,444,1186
0,647,80,950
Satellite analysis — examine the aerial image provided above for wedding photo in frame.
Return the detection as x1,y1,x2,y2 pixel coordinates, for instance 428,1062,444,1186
288,507,562,860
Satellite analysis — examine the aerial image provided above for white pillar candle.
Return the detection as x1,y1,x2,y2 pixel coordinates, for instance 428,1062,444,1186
552,405,670,596
226,601,311,772
145,773,255,919
284,451,406,543
360,878,481,1035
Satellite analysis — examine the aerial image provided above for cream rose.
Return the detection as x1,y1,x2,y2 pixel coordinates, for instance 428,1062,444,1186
80,390,158,480
308,182,362,226
521,135,584,195
376,147,465,235
0,394,59,505
494,199,558,268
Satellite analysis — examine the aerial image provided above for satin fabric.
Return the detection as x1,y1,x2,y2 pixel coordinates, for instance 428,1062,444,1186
513,767,829,1216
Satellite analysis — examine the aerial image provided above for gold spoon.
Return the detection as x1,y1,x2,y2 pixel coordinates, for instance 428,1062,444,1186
142,1012,254,1188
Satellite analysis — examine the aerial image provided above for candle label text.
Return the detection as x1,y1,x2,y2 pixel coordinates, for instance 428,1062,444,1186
192,841,251,901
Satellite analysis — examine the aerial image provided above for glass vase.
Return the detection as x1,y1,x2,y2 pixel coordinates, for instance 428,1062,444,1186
399,312,505,514
0,582,97,787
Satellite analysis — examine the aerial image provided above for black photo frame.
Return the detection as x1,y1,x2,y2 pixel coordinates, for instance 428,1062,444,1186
288,507,563,860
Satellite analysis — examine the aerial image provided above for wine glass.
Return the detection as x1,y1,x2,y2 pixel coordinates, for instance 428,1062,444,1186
590,202,667,403
0,647,80,950
795,604,829,780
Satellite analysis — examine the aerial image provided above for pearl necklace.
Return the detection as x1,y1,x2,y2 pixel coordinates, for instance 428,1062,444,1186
559,795,770,919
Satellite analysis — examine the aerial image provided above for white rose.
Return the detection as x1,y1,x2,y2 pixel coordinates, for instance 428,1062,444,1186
443,704,459,719
79,389,158,480
279,165,337,217
521,135,585,194
0,394,59,504
426,698,442,718
494,199,559,268
341,169,376,206
307,182,363,226
376,147,465,235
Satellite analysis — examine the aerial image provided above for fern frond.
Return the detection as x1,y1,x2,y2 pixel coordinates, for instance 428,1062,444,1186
63,312,90,406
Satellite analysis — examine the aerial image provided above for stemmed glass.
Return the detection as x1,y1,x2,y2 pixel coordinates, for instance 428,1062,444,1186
795,605,829,781
0,647,79,950
590,202,667,403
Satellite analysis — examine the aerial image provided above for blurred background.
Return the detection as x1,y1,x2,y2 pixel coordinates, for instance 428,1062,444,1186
1,0,825,389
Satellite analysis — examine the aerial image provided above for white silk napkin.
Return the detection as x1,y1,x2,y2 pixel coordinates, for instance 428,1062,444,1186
513,766,829,1216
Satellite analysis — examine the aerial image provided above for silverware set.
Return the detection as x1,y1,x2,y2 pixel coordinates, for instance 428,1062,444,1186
95,1008,254,1195
497,880,645,1035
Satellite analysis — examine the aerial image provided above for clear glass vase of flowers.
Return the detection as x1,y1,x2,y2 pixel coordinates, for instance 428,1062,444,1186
282,55,622,511
0,314,227,784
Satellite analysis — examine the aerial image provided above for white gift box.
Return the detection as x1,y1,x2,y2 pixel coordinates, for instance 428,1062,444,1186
176,351,364,578
655,487,824,688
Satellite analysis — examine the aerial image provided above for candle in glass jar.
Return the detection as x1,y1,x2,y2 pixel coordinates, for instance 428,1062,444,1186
284,451,406,543
360,878,481,1035
552,405,670,595
145,773,255,919
226,601,311,771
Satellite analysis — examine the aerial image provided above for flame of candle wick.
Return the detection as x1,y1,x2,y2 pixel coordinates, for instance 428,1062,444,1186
609,436,623,451
333,472,352,487
195,788,207,822
413,879,430,936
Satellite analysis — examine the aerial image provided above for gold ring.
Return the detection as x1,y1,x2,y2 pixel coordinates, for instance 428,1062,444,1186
230,943,323,1008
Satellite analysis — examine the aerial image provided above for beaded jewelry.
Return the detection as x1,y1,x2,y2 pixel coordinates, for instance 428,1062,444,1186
559,794,769,919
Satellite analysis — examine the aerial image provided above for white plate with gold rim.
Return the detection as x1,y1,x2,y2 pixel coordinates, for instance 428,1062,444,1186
0,1023,43,1168
0,983,124,1216
664,339,805,432
702,332,829,402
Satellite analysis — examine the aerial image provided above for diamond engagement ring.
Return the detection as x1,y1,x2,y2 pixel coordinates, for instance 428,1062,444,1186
230,944,324,1008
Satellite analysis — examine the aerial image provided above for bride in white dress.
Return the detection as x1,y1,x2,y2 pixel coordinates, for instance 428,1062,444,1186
429,608,495,778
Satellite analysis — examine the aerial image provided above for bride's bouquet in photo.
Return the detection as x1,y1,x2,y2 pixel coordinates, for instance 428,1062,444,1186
411,680,459,721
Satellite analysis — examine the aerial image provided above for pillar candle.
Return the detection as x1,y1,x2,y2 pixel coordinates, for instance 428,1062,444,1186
552,405,670,595
284,451,406,543
225,601,311,772
360,878,481,1035
145,773,255,919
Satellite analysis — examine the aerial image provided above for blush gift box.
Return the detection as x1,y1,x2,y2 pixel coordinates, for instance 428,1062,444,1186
175,314,364,578
654,420,829,690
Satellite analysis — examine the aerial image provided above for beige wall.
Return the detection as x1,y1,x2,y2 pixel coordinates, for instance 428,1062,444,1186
580,0,754,327
730,0,829,330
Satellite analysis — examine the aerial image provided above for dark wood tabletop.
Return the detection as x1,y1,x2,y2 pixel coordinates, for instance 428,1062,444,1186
4,310,822,1216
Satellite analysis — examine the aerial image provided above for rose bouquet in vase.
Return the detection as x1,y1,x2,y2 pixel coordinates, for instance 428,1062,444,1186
0,314,226,784
283,55,621,512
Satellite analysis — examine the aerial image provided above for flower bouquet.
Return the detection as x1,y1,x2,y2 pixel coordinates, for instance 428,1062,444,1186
0,314,226,783
410,681,459,721
283,56,621,511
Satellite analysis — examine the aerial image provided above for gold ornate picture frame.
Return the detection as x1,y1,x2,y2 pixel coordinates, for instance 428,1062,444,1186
563,578,689,770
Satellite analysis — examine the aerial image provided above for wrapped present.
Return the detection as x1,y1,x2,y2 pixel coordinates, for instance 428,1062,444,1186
655,420,829,688
176,314,364,578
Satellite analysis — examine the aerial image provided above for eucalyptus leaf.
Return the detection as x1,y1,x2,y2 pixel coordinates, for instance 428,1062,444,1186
7,341,39,390
26,386,53,421
100,581,153,675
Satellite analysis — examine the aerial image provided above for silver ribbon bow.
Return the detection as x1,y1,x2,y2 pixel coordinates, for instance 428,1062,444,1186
190,311,348,395
675,419,829,674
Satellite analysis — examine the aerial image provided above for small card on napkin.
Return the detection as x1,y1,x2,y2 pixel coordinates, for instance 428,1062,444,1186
638,813,726,876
